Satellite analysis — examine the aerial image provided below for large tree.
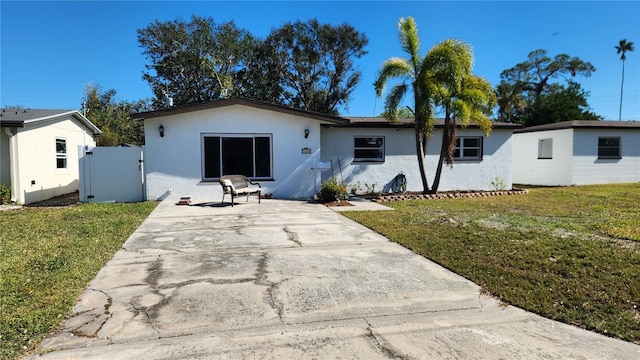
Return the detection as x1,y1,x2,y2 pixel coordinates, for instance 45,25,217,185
523,82,601,126
137,15,256,107
497,49,598,126
615,39,634,121
240,19,368,115
83,84,148,146
374,17,494,194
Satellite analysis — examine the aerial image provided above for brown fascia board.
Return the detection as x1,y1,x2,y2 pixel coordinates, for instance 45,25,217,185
344,117,522,130
130,97,350,125
515,120,640,133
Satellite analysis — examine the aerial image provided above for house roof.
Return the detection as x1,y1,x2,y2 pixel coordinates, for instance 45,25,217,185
346,117,523,129
130,97,351,125
130,97,522,130
0,108,102,134
515,120,640,133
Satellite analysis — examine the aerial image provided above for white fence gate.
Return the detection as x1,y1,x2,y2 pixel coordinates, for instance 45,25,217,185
79,146,145,202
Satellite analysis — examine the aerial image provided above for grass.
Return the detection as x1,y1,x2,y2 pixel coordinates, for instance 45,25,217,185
344,183,640,344
0,202,157,360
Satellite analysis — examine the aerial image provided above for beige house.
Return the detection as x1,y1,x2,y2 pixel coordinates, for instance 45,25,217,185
0,109,101,204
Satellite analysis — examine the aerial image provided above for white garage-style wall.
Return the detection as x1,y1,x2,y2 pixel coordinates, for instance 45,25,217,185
512,121,640,186
139,100,347,201
512,128,574,186
572,128,640,185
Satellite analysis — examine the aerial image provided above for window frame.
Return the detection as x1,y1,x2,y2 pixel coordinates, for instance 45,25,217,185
353,136,385,163
538,138,553,159
453,136,483,161
597,137,621,159
201,133,273,181
56,138,67,169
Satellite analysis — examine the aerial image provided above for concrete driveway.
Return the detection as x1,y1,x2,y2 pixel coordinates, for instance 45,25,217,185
29,199,639,359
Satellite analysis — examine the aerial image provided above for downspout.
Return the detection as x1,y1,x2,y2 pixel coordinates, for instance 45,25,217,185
4,127,20,203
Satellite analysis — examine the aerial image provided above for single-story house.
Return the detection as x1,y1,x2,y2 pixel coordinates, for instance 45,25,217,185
0,109,101,204
131,97,521,201
512,120,640,186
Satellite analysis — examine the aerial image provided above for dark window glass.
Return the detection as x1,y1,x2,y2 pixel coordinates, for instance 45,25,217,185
598,137,621,158
454,137,482,159
203,137,221,178
222,137,253,177
354,136,384,161
255,137,271,178
56,139,67,169
203,135,272,179
354,137,383,148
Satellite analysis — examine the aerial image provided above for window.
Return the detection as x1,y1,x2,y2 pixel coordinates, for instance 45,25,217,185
454,137,483,160
598,137,621,159
354,136,384,162
56,138,67,169
538,138,553,159
202,134,272,180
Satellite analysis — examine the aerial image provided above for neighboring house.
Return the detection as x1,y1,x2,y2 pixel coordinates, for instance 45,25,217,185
512,120,640,186
132,97,520,201
0,109,101,204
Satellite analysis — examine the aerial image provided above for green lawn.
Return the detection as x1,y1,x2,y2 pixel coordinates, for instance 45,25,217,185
344,183,640,344
0,202,157,360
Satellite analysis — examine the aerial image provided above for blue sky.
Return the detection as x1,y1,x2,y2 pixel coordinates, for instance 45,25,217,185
1,1,639,120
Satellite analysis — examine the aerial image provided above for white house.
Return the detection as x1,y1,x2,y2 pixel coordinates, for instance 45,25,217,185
132,98,520,201
0,109,101,204
512,120,640,186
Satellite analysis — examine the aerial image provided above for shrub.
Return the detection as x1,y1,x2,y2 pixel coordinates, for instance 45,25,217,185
318,178,347,202
0,183,11,205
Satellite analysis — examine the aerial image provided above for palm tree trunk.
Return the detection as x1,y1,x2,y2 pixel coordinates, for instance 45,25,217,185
619,59,625,121
414,119,431,193
431,109,452,193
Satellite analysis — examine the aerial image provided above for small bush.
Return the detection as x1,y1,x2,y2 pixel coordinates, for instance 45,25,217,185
318,178,347,202
0,183,11,205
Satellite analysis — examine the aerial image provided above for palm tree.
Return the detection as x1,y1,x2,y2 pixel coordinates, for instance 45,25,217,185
374,17,435,193
495,81,527,123
426,39,496,192
374,17,495,194
615,39,634,121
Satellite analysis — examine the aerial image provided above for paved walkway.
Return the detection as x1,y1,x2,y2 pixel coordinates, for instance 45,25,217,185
28,198,640,359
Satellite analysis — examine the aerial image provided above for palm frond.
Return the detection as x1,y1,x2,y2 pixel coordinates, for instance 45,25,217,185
383,83,409,121
398,17,421,67
374,57,413,97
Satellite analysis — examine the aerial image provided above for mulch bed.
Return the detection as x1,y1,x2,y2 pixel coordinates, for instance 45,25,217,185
322,200,354,207
25,191,80,207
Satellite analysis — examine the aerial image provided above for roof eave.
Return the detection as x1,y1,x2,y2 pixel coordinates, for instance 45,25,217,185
131,97,351,126
20,110,102,135
0,120,25,127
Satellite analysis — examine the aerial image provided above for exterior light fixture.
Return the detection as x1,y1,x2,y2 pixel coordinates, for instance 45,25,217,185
159,124,165,137
304,128,309,138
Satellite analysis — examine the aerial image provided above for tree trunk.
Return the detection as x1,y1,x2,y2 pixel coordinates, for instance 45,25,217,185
431,111,451,194
414,120,431,194
619,59,625,121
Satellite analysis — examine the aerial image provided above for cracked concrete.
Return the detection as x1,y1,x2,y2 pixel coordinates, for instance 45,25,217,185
28,199,640,359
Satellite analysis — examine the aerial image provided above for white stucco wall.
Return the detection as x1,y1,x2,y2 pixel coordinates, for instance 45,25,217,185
512,129,574,186
10,116,96,204
513,128,640,186
1,129,10,186
143,104,326,201
572,128,640,185
321,127,514,192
